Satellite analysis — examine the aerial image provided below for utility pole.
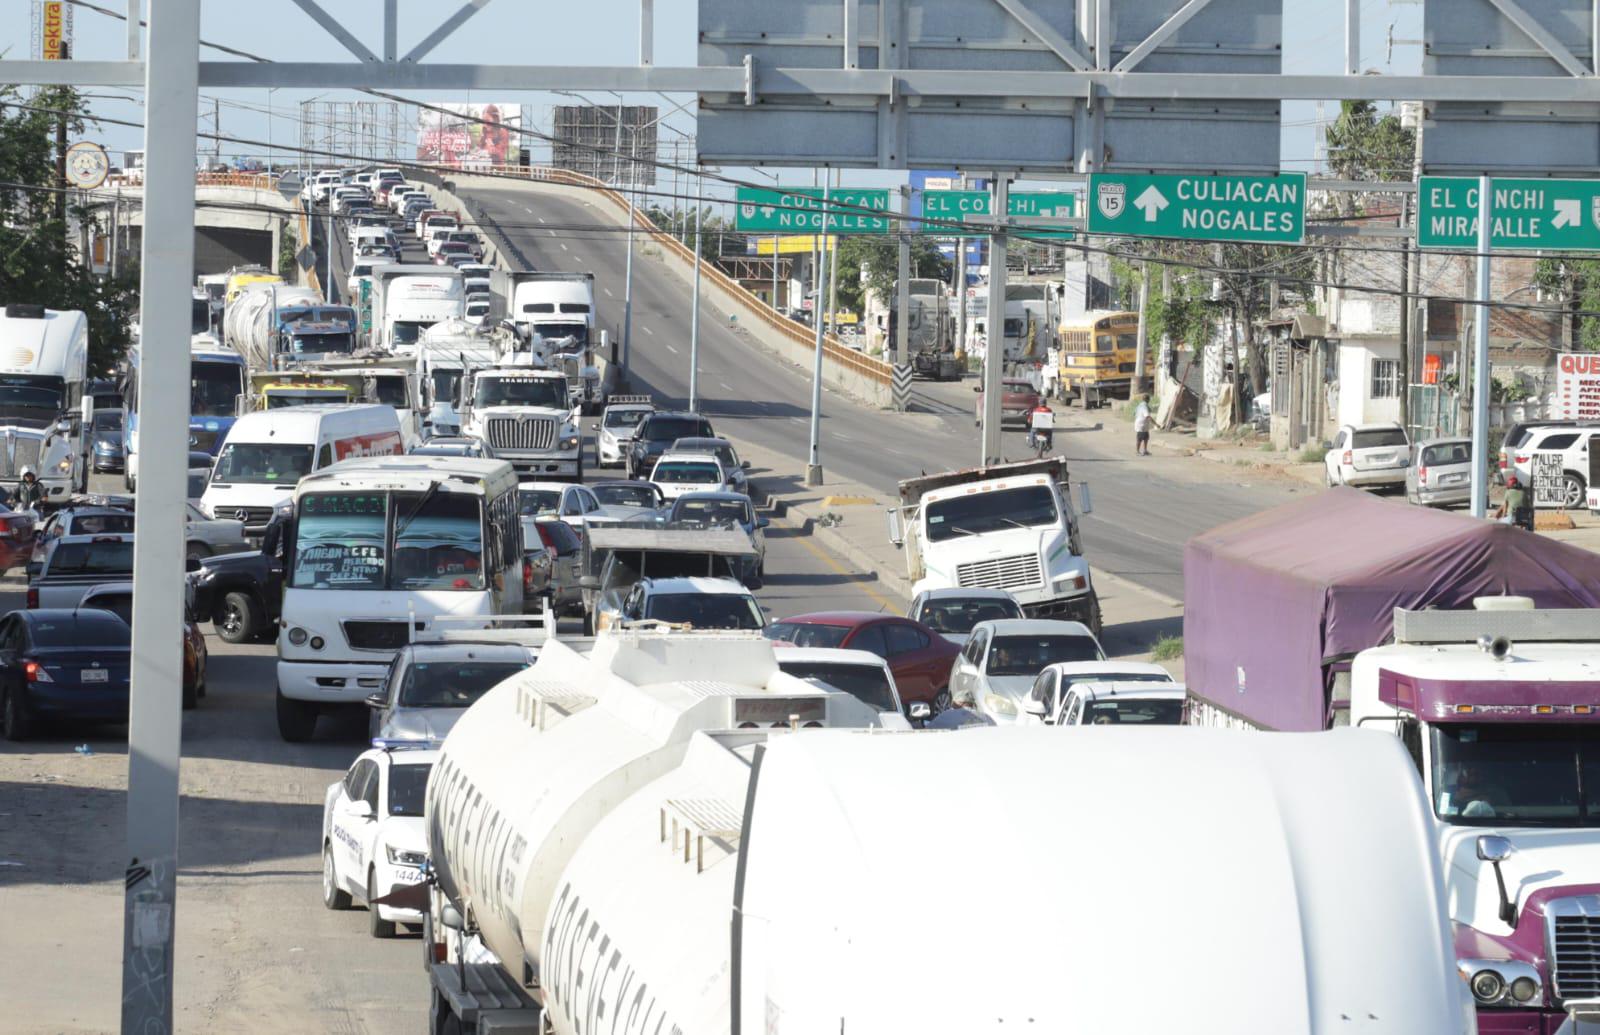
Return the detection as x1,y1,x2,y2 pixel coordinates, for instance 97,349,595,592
54,42,69,227
1133,261,1150,397
955,174,968,360
689,170,702,410
981,177,1009,465
896,184,911,370
620,137,635,388
1470,176,1492,518
771,234,779,311
827,169,841,340
806,177,831,486
1397,192,1412,432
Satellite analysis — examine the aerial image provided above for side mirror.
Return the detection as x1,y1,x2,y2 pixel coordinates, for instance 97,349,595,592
1021,696,1047,716
364,692,387,709
185,556,201,574
741,460,751,470
1077,482,1093,516
440,904,466,932
756,516,770,529
972,385,983,394
578,575,600,590
886,508,904,546
351,799,375,819
908,701,931,721
1477,835,1518,925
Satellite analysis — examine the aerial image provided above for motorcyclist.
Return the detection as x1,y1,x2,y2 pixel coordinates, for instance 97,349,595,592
1027,401,1055,455
12,466,42,512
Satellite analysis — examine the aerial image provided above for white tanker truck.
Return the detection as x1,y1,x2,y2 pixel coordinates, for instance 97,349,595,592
409,629,1473,1034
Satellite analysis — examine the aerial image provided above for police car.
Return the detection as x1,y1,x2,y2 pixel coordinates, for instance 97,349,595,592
321,742,435,938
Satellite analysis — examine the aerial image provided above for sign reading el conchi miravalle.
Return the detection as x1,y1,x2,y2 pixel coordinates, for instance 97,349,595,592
1556,352,1600,419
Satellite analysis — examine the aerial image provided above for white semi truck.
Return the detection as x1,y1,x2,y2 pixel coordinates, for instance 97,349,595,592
0,304,90,503
491,270,596,348
409,629,1472,1034
888,457,1101,634
372,265,465,353
459,366,582,479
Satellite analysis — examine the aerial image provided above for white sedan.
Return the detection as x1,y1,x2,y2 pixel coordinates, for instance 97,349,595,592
321,744,435,938
649,452,729,501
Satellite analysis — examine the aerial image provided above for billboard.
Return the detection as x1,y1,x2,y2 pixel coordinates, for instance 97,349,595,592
417,104,522,170
34,0,70,60
551,105,659,186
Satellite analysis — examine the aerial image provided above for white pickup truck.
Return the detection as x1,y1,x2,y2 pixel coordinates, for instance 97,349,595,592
27,533,136,610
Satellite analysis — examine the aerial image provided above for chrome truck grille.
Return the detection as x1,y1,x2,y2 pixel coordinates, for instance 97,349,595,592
1550,896,1600,1002
486,416,556,451
956,553,1043,591
0,434,42,479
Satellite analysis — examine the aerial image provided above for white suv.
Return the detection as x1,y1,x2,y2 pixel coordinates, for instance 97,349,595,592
1508,426,1596,510
1324,423,1409,490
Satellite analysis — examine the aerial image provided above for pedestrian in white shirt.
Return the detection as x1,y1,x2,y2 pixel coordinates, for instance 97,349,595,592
1133,399,1152,456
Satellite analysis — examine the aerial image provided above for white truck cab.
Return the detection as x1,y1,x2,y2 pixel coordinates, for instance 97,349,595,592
889,457,1100,634
0,305,89,504
459,367,581,480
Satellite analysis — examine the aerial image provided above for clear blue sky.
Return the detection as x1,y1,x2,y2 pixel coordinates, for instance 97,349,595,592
7,0,1422,199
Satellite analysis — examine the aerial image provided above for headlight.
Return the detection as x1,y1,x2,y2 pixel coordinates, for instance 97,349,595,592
386,845,428,867
309,636,325,651
1509,976,1538,1004
286,627,308,646
1459,958,1540,1007
985,693,1017,716
54,456,73,474
559,435,579,450
1470,969,1506,1004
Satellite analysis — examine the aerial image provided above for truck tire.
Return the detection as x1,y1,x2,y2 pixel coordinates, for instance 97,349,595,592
322,844,352,910
369,868,397,938
2,684,33,741
275,689,319,743
215,591,261,645
185,542,210,565
1088,594,1104,640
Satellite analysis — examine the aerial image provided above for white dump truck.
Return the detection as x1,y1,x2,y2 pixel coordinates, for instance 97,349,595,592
407,628,1473,1034
888,457,1101,634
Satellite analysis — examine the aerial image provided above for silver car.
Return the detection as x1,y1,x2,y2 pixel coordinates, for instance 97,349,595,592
1406,437,1472,507
366,641,537,742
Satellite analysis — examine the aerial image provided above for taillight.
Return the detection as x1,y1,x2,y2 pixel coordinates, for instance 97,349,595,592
1515,454,1529,465
26,587,37,608
522,558,534,593
23,659,50,682
1342,450,1352,465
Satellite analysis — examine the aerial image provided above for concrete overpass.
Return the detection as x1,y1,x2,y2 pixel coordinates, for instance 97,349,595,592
87,172,302,279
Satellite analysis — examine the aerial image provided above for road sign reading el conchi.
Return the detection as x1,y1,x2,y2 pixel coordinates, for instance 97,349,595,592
1086,172,1306,244
1418,177,1600,251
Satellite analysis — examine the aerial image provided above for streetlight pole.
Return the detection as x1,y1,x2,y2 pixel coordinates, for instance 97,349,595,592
806,177,831,486
689,169,702,411
621,129,635,387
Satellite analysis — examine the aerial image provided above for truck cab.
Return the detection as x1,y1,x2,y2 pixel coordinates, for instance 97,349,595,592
889,458,1099,634
459,367,581,480
1347,602,1600,1028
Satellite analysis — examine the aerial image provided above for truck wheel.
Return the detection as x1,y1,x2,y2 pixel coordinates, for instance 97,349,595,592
368,868,397,938
1088,595,1104,640
124,469,135,492
185,542,210,565
275,689,319,743
322,843,351,910
2,685,33,741
573,456,584,483
215,591,260,645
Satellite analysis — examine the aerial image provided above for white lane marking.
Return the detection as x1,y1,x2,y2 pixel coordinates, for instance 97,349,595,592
523,205,535,214
719,382,732,391
641,326,654,336
537,216,546,223
602,287,613,297
547,230,557,237
560,242,569,251
885,447,908,457
666,343,679,354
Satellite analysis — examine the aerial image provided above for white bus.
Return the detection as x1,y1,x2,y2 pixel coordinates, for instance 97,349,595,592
274,454,522,742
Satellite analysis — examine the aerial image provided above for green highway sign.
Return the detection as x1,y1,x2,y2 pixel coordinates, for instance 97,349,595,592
921,189,1077,239
1086,172,1306,244
735,187,891,234
1418,176,1600,251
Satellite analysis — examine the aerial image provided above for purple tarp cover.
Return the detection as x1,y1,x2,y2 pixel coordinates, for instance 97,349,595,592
1183,487,1600,731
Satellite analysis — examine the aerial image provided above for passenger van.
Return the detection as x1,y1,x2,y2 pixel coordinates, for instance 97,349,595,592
200,404,402,538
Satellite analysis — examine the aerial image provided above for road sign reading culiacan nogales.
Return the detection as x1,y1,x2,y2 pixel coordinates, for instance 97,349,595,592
735,188,892,234
1086,172,1307,244
1418,176,1600,251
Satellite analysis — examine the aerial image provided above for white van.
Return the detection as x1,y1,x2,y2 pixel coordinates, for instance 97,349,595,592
200,404,402,538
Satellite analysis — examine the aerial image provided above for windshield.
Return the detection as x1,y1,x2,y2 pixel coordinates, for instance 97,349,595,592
191,360,244,417
48,539,133,576
644,592,764,630
654,463,720,484
1082,699,1183,725
392,321,429,346
530,323,588,347
191,297,210,334
765,622,849,648
392,490,484,591
1353,428,1408,449
32,612,130,647
367,376,408,408
605,408,650,429
290,332,354,355
673,499,748,525
0,375,65,417
925,485,1058,542
67,513,135,536
474,377,567,409
92,411,123,436
518,489,560,516
428,369,462,406
535,520,582,556
212,443,312,486
264,390,349,409
400,659,526,708
1432,724,1600,827
918,597,1024,634
780,661,896,713
986,634,1101,676
292,492,387,589
593,483,658,509
645,417,709,443
1422,442,1472,466
387,763,432,817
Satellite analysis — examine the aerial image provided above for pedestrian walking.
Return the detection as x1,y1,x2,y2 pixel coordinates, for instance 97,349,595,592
1133,398,1152,456
12,466,42,511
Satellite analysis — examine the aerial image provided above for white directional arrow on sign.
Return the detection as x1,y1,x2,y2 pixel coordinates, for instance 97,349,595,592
1554,199,1582,230
1133,185,1169,222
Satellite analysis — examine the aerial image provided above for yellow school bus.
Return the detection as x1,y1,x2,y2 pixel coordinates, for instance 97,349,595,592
1058,310,1138,406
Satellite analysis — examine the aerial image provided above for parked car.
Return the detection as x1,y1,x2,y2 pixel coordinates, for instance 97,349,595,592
1498,419,1600,483
1405,436,1473,508
975,378,1043,427
0,607,132,740
649,453,728,501
408,436,492,459
321,744,436,937
1018,660,1176,724
908,587,1025,646
669,436,750,494
763,611,959,710
617,576,765,631
667,491,767,587
366,641,536,742
949,618,1105,724
78,582,208,710
1506,424,1596,509
91,409,126,474
1324,422,1410,490
626,411,715,479
589,479,665,518
773,647,909,719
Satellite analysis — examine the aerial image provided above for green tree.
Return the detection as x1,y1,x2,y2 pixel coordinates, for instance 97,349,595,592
833,235,950,316
1535,257,1600,351
1323,100,1416,213
0,86,138,375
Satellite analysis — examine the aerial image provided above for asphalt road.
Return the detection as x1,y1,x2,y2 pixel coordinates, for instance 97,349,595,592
462,183,1298,599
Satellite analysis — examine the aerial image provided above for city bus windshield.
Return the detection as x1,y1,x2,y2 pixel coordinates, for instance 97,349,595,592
290,490,486,592
191,360,244,417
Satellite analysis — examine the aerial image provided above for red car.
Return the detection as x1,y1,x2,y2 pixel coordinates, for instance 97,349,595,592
764,611,959,708
974,378,1044,428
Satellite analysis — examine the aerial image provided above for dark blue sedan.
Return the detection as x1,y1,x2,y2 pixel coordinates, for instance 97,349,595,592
0,608,131,740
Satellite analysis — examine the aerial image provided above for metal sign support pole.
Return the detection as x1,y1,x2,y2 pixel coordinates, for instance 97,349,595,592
771,234,779,310
981,177,1009,465
689,170,702,411
1471,174,1492,518
121,0,199,1031
806,178,830,486
621,163,635,386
